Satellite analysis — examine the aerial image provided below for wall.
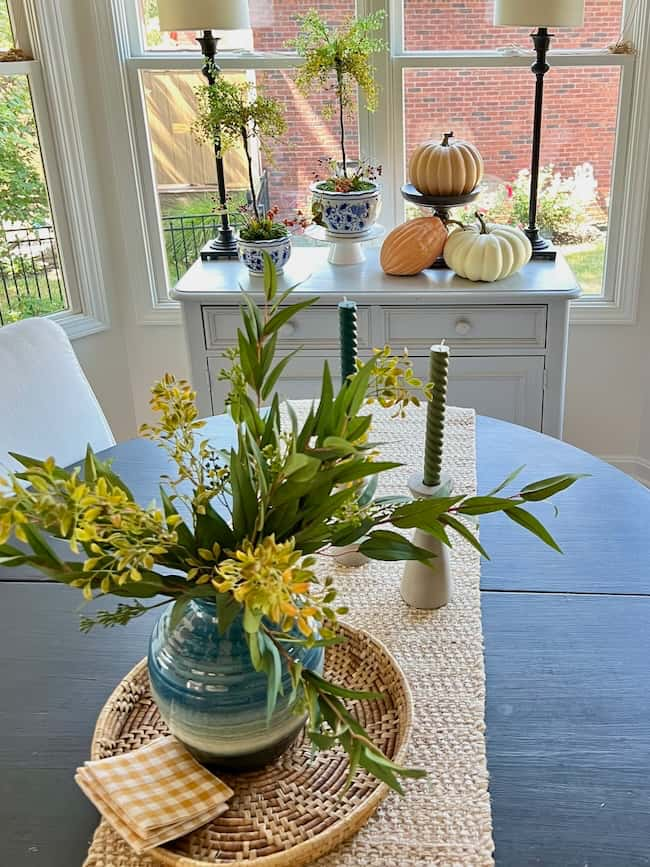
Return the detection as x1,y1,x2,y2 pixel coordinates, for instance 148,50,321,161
59,1,650,484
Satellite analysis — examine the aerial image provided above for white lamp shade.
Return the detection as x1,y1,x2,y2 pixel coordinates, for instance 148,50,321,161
158,0,250,31
494,0,584,27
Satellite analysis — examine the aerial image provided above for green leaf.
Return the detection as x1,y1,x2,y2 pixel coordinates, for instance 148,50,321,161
261,631,283,723
87,451,134,500
230,443,258,538
520,474,588,501
359,530,434,564
159,487,195,550
261,347,303,401
334,460,400,484
195,503,236,551
20,523,64,569
243,605,262,634
9,452,71,481
321,436,358,457
283,452,320,481
308,730,337,751
169,596,192,632
506,505,562,552
456,496,520,516
240,290,263,340
391,496,464,528
263,251,277,301
440,514,490,560
485,465,526,497
215,592,241,636
357,474,379,507
262,296,317,338
306,671,383,701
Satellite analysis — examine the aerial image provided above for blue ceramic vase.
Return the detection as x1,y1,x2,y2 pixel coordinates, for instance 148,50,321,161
148,599,323,769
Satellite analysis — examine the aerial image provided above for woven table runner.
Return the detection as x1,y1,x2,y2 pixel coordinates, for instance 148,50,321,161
83,405,494,867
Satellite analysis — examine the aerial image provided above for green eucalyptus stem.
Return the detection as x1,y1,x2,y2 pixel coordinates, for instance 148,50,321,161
422,343,449,487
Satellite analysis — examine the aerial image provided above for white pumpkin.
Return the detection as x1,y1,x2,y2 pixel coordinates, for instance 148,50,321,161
444,214,532,282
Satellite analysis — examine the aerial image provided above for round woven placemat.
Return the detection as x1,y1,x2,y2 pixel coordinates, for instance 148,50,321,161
90,623,413,867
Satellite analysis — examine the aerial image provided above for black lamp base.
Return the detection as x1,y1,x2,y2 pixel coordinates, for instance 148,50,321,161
200,232,239,262
525,227,557,261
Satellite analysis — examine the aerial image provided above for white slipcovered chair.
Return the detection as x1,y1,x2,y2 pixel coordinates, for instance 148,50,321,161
0,317,115,472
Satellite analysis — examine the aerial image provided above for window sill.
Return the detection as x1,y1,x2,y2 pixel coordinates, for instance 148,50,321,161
52,310,111,340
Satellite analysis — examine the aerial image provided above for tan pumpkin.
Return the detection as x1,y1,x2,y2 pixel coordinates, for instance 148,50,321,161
380,216,447,276
409,132,484,197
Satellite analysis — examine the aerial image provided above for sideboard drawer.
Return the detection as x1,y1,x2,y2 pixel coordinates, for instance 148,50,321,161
202,305,372,351
385,306,547,349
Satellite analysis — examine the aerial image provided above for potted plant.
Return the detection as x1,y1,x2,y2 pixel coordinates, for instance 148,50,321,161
0,256,582,786
193,76,290,274
290,11,387,237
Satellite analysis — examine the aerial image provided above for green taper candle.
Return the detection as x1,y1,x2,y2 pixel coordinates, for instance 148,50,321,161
338,298,358,384
422,342,450,487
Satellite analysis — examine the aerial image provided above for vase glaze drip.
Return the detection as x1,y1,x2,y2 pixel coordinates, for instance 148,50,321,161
423,344,449,488
148,599,323,770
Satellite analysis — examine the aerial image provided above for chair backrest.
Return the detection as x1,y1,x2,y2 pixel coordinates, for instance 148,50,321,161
0,317,115,472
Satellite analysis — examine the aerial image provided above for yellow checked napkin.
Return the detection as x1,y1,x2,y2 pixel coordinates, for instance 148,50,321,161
76,736,233,854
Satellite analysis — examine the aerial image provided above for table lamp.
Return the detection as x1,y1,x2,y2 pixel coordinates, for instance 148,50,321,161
158,0,251,260
494,0,585,259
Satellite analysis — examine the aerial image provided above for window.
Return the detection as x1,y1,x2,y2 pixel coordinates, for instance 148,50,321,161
121,1,358,298
117,0,649,322
0,2,67,324
0,1,109,334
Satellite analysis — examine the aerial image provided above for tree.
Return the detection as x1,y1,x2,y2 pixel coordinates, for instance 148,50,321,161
0,6,50,226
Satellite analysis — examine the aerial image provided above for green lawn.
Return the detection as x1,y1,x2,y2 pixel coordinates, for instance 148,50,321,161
563,238,606,296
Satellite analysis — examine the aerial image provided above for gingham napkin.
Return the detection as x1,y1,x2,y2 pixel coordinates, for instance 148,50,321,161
76,736,233,853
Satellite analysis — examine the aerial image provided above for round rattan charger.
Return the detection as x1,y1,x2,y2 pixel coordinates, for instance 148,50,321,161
90,623,414,867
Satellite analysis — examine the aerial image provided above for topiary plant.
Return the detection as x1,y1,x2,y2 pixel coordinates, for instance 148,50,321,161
289,10,387,181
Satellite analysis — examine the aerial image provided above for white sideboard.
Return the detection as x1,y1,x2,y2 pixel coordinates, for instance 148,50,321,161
171,247,581,438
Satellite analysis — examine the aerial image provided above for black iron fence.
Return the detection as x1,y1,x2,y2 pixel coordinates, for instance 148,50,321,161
0,224,68,325
0,176,272,324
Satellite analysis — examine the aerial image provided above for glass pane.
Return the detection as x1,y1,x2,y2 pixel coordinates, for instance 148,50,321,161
0,0,14,51
0,75,68,325
403,0,623,52
403,66,621,296
142,68,359,283
140,0,355,52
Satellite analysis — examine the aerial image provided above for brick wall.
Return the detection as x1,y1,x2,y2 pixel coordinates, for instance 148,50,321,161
153,0,623,219
402,0,622,51
404,66,620,207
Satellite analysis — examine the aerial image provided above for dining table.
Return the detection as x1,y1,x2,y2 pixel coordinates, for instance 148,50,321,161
1,413,650,867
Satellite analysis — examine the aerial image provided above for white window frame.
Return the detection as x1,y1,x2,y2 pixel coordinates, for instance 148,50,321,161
109,0,650,325
5,0,110,337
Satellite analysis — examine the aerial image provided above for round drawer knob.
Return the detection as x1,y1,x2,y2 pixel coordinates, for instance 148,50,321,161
455,319,472,336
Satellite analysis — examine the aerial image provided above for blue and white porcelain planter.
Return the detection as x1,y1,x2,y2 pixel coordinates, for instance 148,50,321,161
148,599,323,770
237,235,291,276
310,182,382,238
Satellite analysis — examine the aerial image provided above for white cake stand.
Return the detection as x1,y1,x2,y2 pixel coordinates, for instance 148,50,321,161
305,224,385,265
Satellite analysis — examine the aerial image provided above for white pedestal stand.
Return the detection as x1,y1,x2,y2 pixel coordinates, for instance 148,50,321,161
305,224,385,265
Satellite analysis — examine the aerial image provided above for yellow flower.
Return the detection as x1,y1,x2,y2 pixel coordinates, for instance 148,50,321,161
213,535,325,636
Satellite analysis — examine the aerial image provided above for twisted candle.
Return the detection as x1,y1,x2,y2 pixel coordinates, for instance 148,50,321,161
338,298,358,384
422,343,449,487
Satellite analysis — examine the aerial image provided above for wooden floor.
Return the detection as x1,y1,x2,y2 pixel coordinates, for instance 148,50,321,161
1,415,649,865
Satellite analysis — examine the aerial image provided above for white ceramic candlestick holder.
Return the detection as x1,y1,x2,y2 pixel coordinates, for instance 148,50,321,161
401,472,454,610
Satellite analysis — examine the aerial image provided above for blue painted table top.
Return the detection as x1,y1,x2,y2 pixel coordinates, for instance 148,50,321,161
1,415,649,865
